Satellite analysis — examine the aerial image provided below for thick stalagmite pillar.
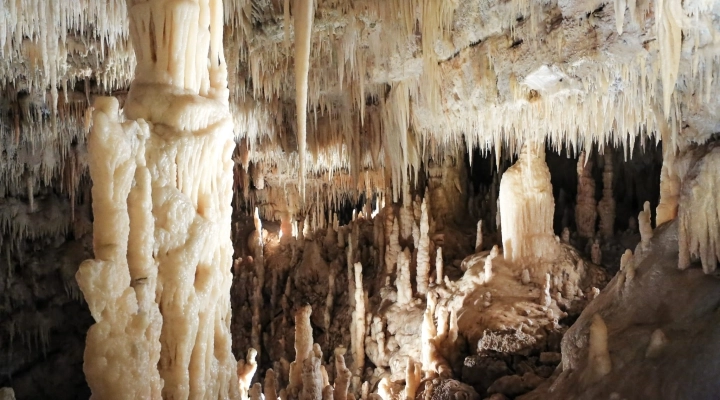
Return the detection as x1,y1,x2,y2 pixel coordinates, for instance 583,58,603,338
76,0,240,398
575,151,597,239
498,143,557,261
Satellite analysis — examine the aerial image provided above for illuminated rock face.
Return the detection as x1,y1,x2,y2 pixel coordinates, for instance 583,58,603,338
498,144,558,262
76,0,239,398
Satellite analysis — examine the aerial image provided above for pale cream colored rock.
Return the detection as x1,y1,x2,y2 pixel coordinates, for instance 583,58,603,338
396,248,413,305
416,199,431,295
238,348,258,400
404,360,422,400
352,262,367,379
77,1,239,396
585,314,612,383
499,144,558,262
290,305,314,393
435,247,444,285
334,349,352,400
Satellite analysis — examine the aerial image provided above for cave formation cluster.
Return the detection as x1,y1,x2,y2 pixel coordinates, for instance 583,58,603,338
2,0,720,399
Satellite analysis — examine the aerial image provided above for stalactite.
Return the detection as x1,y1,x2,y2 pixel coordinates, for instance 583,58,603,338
294,0,315,201
656,0,683,117
657,147,679,226
677,145,720,273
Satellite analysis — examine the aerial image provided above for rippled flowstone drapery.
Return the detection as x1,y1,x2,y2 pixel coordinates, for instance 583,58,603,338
75,0,240,398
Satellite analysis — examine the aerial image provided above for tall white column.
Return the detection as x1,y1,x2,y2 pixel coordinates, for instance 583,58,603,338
76,0,239,398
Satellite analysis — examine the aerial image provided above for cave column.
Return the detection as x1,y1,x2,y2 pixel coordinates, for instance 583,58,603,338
76,0,240,398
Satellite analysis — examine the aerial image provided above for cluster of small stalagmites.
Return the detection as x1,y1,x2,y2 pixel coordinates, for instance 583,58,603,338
235,305,359,400
237,299,465,400
234,180,483,399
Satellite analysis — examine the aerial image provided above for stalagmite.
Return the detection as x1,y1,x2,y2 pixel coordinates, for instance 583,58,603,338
249,383,263,400
76,0,239,397
377,378,391,400
300,351,324,400
351,262,366,380
294,0,315,200
435,247,444,284
265,369,279,400
323,385,335,400
542,273,552,308
591,238,602,265
385,219,401,274
396,248,413,305
290,305,314,392
498,143,558,261
586,314,612,383
238,349,258,400
416,199,430,295
561,227,571,244
326,268,336,331
576,151,598,239
638,201,653,250
620,249,635,283
475,219,483,252
75,97,163,399
404,360,422,400
645,329,668,358
482,245,499,284
597,151,616,238
334,349,352,400
421,292,438,374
